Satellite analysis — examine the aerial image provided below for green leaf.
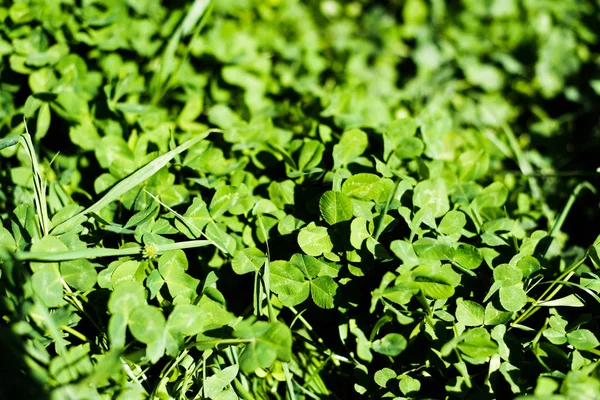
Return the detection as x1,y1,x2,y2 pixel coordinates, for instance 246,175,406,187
32,265,63,307
0,226,16,251
420,114,453,159
268,180,295,209
458,151,489,181
205,221,236,255
298,140,325,171
310,276,338,309
214,389,238,400
453,244,483,270
49,343,94,384
60,259,97,292
544,327,567,345
111,260,144,287
457,328,498,359
278,214,305,235
174,197,212,239
374,368,396,388
387,118,418,138
413,178,449,218
494,264,523,286
372,333,407,356
168,298,233,337
36,102,51,139
490,325,510,361
178,92,204,124
411,265,456,299
270,260,310,307
69,115,100,151
29,68,57,93
289,253,323,279
167,304,206,336
94,136,135,178
146,269,164,299
210,185,243,219
456,299,485,326
484,302,513,326
463,61,505,92
349,319,372,362
332,129,368,168
204,365,239,399
399,376,421,396
159,250,187,271
237,321,292,373
108,314,128,349
395,137,424,159
413,238,455,261
499,286,527,312
516,256,541,278
231,247,267,275
567,330,600,351
30,235,68,273
129,305,166,344
390,240,420,267
351,198,375,219
342,173,382,201
319,190,353,225
472,182,508,210
350,217,371,249
298,223,333,256
438,210,467,236
375,282,419,306
201,297,236,330
108,282,147,317
125,202,159,229
159,252,200,301
159,184,189,208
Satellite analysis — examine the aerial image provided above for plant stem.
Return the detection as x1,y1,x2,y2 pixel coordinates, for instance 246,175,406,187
511,254,588,329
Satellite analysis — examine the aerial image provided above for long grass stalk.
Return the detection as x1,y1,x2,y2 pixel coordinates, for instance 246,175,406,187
51,129,218,235
15,239,211,261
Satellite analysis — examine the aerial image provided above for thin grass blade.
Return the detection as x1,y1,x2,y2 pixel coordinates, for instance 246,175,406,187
0,135,21,150
151,0,212,104
51,130,217,235
23,122,50,236
16,239,211,261
143,189,228,255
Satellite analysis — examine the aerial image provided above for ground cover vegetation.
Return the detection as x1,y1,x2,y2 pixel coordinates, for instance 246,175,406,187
1,0,600,398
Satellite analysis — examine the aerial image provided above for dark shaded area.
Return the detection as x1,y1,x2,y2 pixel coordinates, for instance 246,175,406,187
0,252,48,399
0,327,49,400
